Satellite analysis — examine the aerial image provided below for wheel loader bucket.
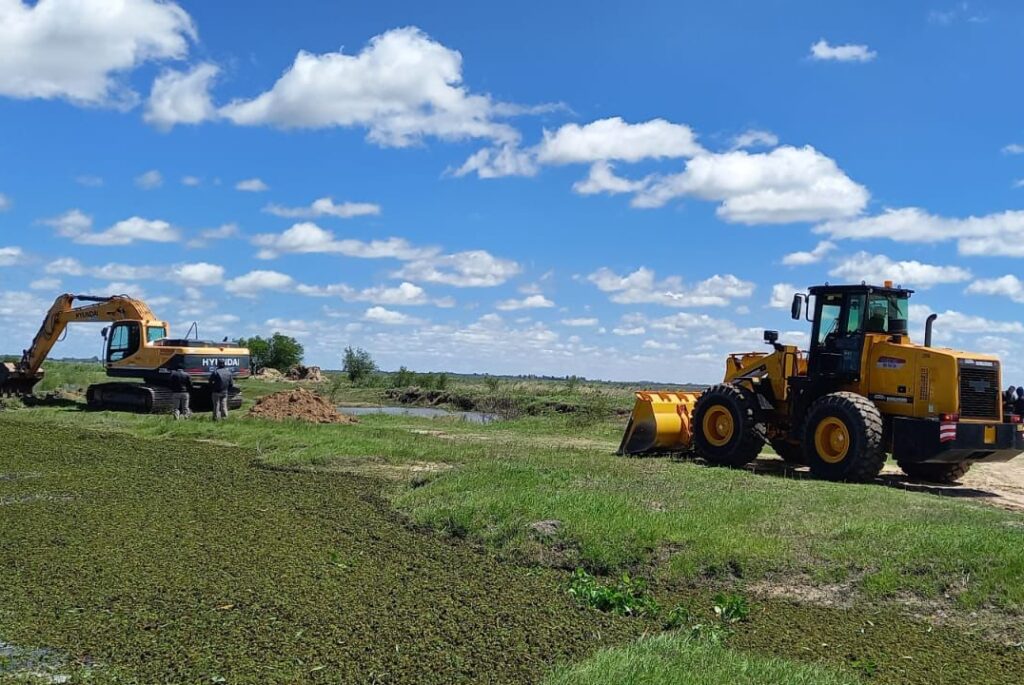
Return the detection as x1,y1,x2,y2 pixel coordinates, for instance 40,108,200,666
617,391,701,456
0,362,42,397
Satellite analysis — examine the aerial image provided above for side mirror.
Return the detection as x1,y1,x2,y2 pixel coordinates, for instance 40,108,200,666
100,327,109,338
763,330,779,345
790,294,804,320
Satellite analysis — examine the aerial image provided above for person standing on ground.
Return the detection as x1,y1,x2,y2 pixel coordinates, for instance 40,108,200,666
169,367,193,420
1016,386,1024,417
209,360,234,421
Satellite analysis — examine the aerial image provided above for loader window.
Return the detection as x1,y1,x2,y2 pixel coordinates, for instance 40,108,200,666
846,295,865,333
817,295,843,344
866,293,910,335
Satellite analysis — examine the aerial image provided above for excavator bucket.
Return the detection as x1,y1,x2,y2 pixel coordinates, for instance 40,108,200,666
0,362,42,397
617,391,702,456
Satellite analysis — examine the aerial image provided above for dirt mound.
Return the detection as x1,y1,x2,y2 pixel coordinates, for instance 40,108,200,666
254,367,284,381
286,365,323,382
248,389,356,424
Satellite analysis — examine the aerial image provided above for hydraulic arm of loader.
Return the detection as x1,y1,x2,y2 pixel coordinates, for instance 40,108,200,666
0,294,158,396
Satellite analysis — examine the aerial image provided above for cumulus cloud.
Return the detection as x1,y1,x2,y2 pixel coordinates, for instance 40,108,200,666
731,129,779,150
172,262,224,287
814,207,1024,257
966,275,1024,303
218,27,524,147
782,240,835,265
0,246,23,266
394,250,522,287
632,145,869,223
252,222,435,261
1002,144,1024,155
363,306,420,325
263,197,381,219
29,277,61,290
144,62,219,130
561,317,599,327
225,270,295,296
296,280,452,307
82,217,179,245
573,161,647,195
536,117,702,164
769,283,797,309
495,294,554,311
809,39,877,63
45,257,224,289
588,267,755,307
134,169,163,189
829,251,971,288
453,144,539,179
181,175,201,186
235,178,269,192
0,0,196,106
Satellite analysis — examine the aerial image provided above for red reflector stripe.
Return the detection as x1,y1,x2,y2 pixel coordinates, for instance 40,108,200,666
939,421,957,443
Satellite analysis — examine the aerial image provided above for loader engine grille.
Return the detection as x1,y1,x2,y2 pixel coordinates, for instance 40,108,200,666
958,359,1000,420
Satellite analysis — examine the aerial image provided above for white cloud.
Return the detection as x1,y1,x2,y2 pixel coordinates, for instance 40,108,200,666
573,161,647,195
911,304,1024,336
966,275,1024,303
186,223,238,248
296,280,449,307
45,257,85,276
1002,143,1024,155
731,129,779,150
781,240,835,265
769,283,797,309
29,277,61,290
144,62,219,130
809,39,877,63
829,251,971,288
253,222,435,261
74,217,179,246
588,267,755,308
814,207,1024,257
236,178,269,192
632,145,868,224
0,0,196,106
495,294,554,311
560,317,599,327
134,169,163,189
75,175,104,187
225,270,295,296
642,340,680,350
363,306,419,325
536,117,702,164
613,325,646,336
394,250,521,287
40,209,93,237
263,197,380,219
181,175,201,186
0,193,11,211
454,144,539,179
0,246,23,266
219,27,522,147
172,262,224,286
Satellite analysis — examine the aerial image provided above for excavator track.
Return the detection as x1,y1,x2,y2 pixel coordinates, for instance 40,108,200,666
86,383,178,414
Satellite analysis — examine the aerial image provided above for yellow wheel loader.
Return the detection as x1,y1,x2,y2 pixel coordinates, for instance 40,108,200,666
0,293,251,413
619,282,1024,484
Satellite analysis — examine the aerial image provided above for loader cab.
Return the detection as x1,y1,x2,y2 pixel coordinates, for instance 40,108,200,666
792,284,913,383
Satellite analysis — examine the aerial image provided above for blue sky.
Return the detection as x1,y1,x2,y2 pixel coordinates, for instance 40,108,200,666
2,0,1024,383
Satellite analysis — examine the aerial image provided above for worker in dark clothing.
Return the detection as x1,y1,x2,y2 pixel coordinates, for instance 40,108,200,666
1006,386,1017,410
169,368,193,420
208,360,234,421
1016,387,1024,417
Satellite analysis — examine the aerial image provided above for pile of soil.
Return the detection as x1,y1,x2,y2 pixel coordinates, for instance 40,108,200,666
253,367,284,381
286,365,323,382
248,388,356,424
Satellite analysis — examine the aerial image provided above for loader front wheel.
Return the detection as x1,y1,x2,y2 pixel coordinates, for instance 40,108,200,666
898,460,972,484
692,384,764,467
803,392,885,482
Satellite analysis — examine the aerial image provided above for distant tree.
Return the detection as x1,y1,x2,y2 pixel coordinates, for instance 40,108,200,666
343,346,377,383
238,333,304,372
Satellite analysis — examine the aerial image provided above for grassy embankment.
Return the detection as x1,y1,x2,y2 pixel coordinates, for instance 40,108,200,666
2,363,1024,683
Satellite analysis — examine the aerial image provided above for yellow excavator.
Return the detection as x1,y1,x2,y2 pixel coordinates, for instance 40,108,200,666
619,281,1024,483
0,293,250,412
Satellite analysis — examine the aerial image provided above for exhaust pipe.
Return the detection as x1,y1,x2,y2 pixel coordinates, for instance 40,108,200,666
924,314,938,348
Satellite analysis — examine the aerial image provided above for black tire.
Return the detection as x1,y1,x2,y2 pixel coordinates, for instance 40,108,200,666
802,392,885,482
770,439,806,465
692,383,764,467
898,461,972,485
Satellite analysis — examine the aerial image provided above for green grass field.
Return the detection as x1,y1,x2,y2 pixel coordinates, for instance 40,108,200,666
2,366,1024,683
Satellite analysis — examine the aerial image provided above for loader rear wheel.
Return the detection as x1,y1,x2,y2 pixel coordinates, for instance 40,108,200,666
803,392,885,482
898,461,972,485
692,384,764,467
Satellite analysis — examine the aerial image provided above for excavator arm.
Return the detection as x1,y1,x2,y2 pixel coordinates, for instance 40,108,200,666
1,294,160,395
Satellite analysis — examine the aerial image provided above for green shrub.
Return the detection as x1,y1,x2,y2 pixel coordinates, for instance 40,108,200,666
567,569,660,617
392,366,415,388
343,347,377,384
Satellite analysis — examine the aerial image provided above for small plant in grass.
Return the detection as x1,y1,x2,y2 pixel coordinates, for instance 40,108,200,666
712,593,750,624
435,373,450,390
565,375,581,393
483,375,502,392
567,569,660,617
663,604,693,630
